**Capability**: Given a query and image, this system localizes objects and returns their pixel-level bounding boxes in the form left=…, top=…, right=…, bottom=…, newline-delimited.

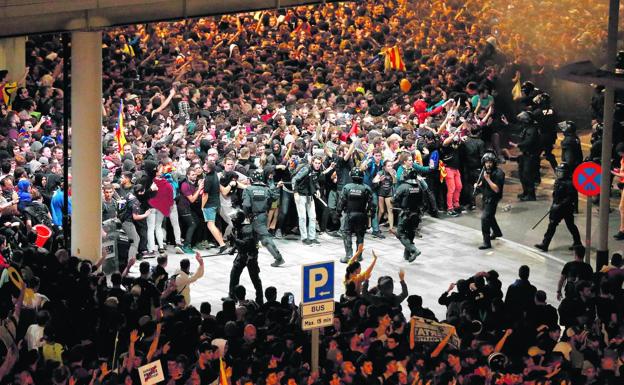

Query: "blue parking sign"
left=302, top=261, right=334, bottom=303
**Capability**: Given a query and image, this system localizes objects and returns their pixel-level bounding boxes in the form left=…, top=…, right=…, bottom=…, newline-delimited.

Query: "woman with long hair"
left=375, top=161, right=397, bottom=234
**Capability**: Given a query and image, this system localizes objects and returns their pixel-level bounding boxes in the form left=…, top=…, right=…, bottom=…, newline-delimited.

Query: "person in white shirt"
left=25, top=310, right=49, bottom=351
left=174, top=251, right=204, bottom=306
left=383, top=134, right=402, bottom=163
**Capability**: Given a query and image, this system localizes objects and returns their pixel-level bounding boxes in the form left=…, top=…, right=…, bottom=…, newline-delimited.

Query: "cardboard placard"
left=138, top=360, right=165, bottom=385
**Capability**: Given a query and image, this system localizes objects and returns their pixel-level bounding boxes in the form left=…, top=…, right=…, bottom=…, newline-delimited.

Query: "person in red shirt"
left=412, top=98, right=453, bottom=125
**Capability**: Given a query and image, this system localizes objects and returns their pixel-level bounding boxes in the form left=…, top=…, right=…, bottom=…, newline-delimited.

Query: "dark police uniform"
left=478, top=165, right=505, bottom=249
left=338, top=180, right=373, bottom=263
left=461, top=133, right=485, bottom=208
left=561, top=131, right=583, bottom=172
left=273, top=164, right=294, bottom=235
left=535, top=165, right=581, bottom=252
left=517, top=116, right=540, bottom=200
left=242, top=182, right=285, bottom=265
left=559, top=121, right=583, bottom=212
left=534, top=105, right=559, bottom=171
left=228, top=217, right=263, bottom=304
left=393, top=175, right=424, bottom=262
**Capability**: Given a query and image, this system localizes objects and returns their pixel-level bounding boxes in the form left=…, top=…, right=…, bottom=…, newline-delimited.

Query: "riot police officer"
left=475, top=152, right=505, bottom=249
left=535, top=162, right=582, bottom=252
left=461, top=125, right=485, bottom=210
left=226, top=209, right=263, bottom=304
left=242, top=169, right=285, bottom=267
left=532, top=93, right=558, bottom=172
left=559, top=121, right=583, bottom=171
left=393, top=168, right=424, bottom=262
left=338, top=168, right=373, bottom=263
left=511, top=111, right=540, bottom=201
left=589, top=122, right=603, bottom=163
left=519, top=81, right=541, bottom=110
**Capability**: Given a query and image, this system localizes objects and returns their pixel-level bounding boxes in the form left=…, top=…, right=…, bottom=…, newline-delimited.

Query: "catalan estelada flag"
left=383, top=45, right=406, bottom=72
left=439, top=160, right=447, bottom=182
left=115, top=100, right=127, bottom=154
left=219, top=356, right=228, bottom=385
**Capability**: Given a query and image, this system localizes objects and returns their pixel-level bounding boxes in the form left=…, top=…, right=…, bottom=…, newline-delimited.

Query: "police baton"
left=531, top=209, right=551, bottom=230
left=314, top=195, right=328, bottom=207
left=473, top=168, right=485, bottom=196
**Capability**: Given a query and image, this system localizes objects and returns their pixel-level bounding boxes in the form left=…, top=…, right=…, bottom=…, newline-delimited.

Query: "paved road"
left=452, top=132, right=623, bottom=266
left=130, top=217, right=563, bottom=320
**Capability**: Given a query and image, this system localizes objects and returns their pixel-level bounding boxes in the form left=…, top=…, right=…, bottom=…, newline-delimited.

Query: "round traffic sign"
left=572, top=162, right=601, bottom=196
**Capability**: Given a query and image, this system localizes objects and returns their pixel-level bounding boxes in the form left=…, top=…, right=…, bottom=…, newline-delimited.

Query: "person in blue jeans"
left=360, top=148, right=385, bottom=239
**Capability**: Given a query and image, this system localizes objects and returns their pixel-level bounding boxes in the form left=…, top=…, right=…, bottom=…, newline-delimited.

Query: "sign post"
left=585, top=199, right=592, bottom=263
left=572, top=162, right=601, bottom=264
left=301, top=261, right=335, bottom=373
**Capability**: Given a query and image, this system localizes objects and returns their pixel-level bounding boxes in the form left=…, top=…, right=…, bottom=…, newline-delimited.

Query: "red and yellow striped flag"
left=383, top=45, right=406, bottom=72
left=115, top=100, right=127, bottom=154
left=439, top=160, right=447, bottom=182
left=219, top=356, right=228, bottom=385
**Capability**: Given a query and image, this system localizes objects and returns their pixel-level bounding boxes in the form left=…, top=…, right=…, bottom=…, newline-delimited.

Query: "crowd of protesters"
left=1, top=0, right=624, bottom=384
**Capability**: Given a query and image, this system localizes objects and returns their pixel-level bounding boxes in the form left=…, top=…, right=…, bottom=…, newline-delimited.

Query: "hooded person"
left=17, top=179, right=32, bottom=211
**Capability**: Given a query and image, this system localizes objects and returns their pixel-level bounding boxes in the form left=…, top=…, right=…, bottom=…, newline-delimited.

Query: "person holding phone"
left=474, top=152, right=505, bottom=250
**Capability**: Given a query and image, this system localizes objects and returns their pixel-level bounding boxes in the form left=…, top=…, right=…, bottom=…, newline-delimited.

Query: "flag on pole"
left=115, top=100, right=127, bottom=154
left=382, top=45, right=406, bottom=72
left=219, top=356, right=228, bottom=385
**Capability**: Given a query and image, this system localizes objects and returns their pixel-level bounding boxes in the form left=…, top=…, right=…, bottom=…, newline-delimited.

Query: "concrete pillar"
left=71, top=31, right=102, bottom=262
left=0, top=36, right=26, bottom=80
left=597, top=0, right=620, bottom=270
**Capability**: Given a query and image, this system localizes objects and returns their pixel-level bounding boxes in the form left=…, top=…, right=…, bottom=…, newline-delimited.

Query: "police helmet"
left=532, top=92, right=550, bottom=107
left=516, top=111, right=534, bottom=124
left=557, top=120, right=576, bottom=134
left=230, top=209, right=246, bottom=228
left=350, top=167, right=364, bottom=183
left=555, top=162, right=571, bottom=179
left=521, top=81, right=535, bottom=95
left=481, top=151, right=497, bottom=167
left=249, top=169, right=264, bottom=183
left=591, top=125, right=603, bottom=144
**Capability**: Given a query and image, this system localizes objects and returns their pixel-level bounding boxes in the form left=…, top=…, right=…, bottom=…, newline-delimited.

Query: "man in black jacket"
left=460, top=125, right=485, bottom=210
left=532, top=93, right=558, bottom=172
left=338, top=168, right=373, bottom=263
left=393, top=168, right=424, bottom=262
left=505, top=265, right=537, bottom=324
left=474, top=152, right=505, bottom=250
left=362, top=270, right=408, bottom=308
left=535, top=162, right=581, bottom=252
left=225, top=209, right=263, bottom=304
left=559, top=121, right=583, bottom=172
left=291, top=155, right=322, bottom=244
left=511, top=111, right=540, bottom=201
